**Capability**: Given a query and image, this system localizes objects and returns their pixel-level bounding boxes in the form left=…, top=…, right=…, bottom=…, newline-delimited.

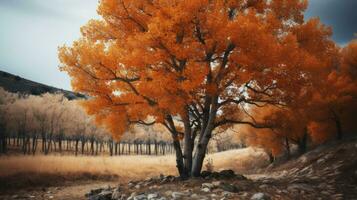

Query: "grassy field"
left=0, top=147, right=268, bottom=190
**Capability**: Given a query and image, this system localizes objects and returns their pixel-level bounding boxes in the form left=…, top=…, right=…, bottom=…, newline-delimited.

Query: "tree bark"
left=298, top=128, right=308, bottom=154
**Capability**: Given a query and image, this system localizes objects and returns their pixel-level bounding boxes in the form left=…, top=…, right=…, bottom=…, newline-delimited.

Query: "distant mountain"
left=0, top=70, right=85, bottom=100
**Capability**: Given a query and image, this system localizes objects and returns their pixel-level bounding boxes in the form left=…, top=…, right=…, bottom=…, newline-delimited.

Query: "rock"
left=135, top=184, right=141, bottom=189
left=190, top=194, right=199, bottom=198
left=222, top=191, right=233, bottom=198
left=212, top=181, right=222, bottom=187
left=164, top=190, right=172, bottom=196
left=201, top=187, right=211, bottom=193
left=236, top=174, right=248, bottom=180
left=259, top=184, right=269, bottom=189
left=240, top=192, right=248, bottom=197
left=89, top=191, right=113, bottom=200
left=134, top=194, right=147, bottom=200
left=202, top=183, right=215, bottom=189
left=111, top=188, right=122, bottom=200
left=171, top=192, right=190, bottom=199
left=211, top=193, right=218, bottom=198
left=128, top=182, right=135, bottom=188
left=219, top=183, right=239, bottom=193
left=287, top=184, right=314, bottom=192
left=147, top=193, right=159, bottom=200
left=250, top=193, right=270, bottom=200
left=87, top=188, right=104, bottom=197
left=219, top=170, right=235, bottom=178
left=201, top=171, right=212, bottom=178
left=127, top=192, right=138, bottom=200
left=160, top=175, right=175, bottom=183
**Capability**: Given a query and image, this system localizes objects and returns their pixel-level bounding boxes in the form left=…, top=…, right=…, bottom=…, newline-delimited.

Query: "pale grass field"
left=0, top=147, right=268, bottom=182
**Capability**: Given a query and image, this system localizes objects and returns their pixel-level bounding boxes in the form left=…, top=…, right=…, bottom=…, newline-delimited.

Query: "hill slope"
left=0, top=70, right=84, bottom=99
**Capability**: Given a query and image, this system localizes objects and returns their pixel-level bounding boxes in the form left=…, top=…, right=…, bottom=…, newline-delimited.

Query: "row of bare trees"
left=0, top=88, right=240, bottom=156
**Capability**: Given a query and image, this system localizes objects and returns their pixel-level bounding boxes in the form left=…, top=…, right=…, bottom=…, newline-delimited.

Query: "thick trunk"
left=183, top=116, right=193, bottom=177
left=191, top=98, right=217, bottom=177
left=172, top=139, right=187, bottom=178
left=191, top=130, right=212, bottom=177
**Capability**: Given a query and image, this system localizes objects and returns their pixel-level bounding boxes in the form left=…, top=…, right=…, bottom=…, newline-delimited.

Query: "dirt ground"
left=0, top=140, right=356, bottom=200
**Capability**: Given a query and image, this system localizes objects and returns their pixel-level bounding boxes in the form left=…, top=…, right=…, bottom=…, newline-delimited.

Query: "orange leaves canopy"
left=59, top=0, right=338, bottom=140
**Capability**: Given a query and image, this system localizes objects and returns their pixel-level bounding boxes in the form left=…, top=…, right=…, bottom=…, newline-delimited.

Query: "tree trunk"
left=335, top=116, right=343, bottom=140
left=298, top=128, right=308, bottom=154
left=172, top=139, right=186, bottom=178
left=183, top=115, right=193, bottom=177
left=285, top=137, right=290, bottom=158
left=75, top=139, right=79, bottom=156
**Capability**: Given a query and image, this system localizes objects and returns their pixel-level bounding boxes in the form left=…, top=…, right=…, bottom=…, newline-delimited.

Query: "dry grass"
left=0, top=147, right=268, bottom=190
left=0, top=155, right=177, bottom=179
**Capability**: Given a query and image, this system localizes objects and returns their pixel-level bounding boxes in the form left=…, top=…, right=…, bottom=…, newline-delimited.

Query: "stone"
left=219, top=183, right=239, bottom=193
left=250, top=193, right=270, bottom=200
left=222, top=191, right=233, bottom=198
left=164, top=190, right=172, bottom=196
left=147, top=193, right=159, bottom=200
left=259, top=184, right=269, bottom=189
left=240, top=192, right=248, bottom=197
left=201, top=187, right=211, bottom=193
left=171, top=192, right=190, bottom=199
left=219, top=170, right=235, bottom=178
left=87, top=188, right=103, bottom=197
left=287, top=184, right=314, bottom=192
left=201, top=171, right=212, bottom=178
left=211, top=193, right=218, bottom=198
left=112, top=188, right=122, bottom=200
left=89, top=191, right=113, bottom=200
left=202, top=183, right=215, bottom=189
left=134, top=194, right=147, bottom=200
left=212, top=181, right=222, bottom=187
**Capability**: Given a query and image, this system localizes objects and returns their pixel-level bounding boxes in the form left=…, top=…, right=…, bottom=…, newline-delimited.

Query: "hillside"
left=0, top=70, right=85, bottom=99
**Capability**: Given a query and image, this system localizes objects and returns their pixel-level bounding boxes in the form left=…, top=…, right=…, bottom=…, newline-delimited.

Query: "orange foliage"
left=58, top=0, right=341, bottom=155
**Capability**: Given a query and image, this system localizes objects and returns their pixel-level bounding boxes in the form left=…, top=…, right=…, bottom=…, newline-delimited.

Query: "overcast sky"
left=0, top=0, right=356, bottom=91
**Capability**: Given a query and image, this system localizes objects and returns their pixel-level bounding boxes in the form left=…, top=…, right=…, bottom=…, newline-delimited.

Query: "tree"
left=59, top=0, right=337, bottom=178
left=308, top=39, right=357, bottom=142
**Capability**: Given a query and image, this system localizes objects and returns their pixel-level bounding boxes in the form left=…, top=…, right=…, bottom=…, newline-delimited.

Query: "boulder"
left=219, top=183, right=239, bottom=193
left=147, top=193, right=159, bottom=200
left=219, top=170, right=235, bottom=178
left=89, top=191, right=113, bottom=200
left=201, top=187, right=211, bottom=193
left=250, top=193, right=270, bottom=200
left=133, top=194, right=147, bottom=200
left=171, top=191, right=190, bottom=199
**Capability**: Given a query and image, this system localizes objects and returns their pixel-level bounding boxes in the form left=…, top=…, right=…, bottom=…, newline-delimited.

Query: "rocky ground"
left=80, top=139, right=357, bottom=200
left=0, top=139, right=356, bottom=200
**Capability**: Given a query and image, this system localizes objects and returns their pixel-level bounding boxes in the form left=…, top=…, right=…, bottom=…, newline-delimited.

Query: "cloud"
left=0, top=0, right=98, bottom=22
left=306, top=0, right=357, bottom=45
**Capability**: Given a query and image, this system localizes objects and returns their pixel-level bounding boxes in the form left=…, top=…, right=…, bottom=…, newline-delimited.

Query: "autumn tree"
left=59, top=0, right=337, bottom=178
left=308, top=39, right=357, bottom=142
